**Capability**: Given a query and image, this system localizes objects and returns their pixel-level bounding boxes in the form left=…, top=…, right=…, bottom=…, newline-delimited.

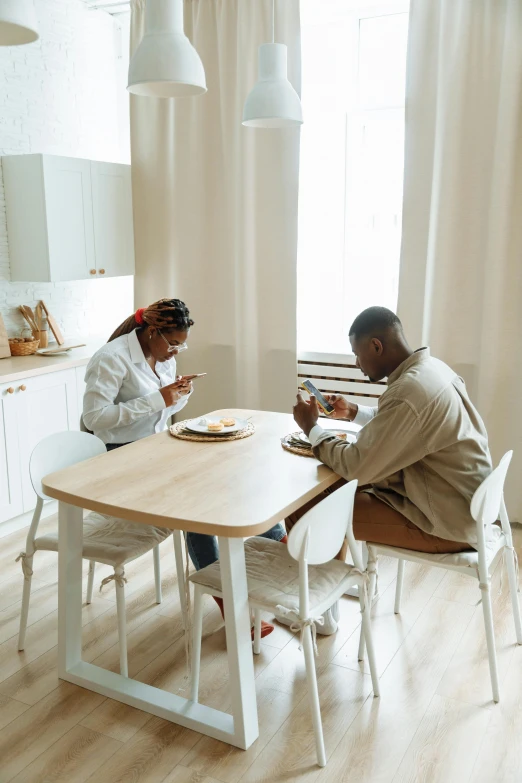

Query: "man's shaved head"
left=349, top=307, right=411, bottom=382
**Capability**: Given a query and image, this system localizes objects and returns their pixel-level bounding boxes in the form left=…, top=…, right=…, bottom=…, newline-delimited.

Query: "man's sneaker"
left=318, top=606, right=338, bottom=635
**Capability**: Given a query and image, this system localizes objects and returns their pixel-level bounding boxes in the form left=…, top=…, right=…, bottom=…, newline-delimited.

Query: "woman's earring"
left=149, top=334, right=152, bottom=340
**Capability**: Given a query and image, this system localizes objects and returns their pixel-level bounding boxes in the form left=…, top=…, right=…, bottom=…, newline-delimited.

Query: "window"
left=297, top=0, right=409, bottom=355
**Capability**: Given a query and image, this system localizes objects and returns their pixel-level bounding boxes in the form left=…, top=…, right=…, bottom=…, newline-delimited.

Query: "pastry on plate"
left=208, top=421, right=224, bottom=432
left=220, top=417, right=236, bottom=427
left=337, top=432, right=348, bottom=441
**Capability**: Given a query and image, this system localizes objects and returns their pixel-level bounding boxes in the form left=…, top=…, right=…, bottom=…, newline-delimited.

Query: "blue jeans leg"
left=186, top=522, right=287, bottom=571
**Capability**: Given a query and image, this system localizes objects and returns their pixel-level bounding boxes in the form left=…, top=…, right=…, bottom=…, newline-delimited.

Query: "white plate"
left=36, top=343, right=86, bottom=355
left=297, top=429, right=356, bottom=445
left=184, top=416, right=249, bottom=435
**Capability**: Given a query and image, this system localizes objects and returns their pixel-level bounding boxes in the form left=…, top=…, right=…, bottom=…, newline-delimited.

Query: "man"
left=291, top=306, right=493, bottom=553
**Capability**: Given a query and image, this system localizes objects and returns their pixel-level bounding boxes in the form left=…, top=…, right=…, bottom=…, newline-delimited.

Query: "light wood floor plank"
left=0, top=521, right=520, bottom=783
left=79, top=699, right=152, bottom=743
left=9, top=724, right=122, bottom=783
left=0, top=574, right=49, bottom=613
left=85, top=716, right=200, bottom=783
left=0, top=682, right=105, bottom=782
left=468, top=646, right=522, bottom=783
left=391, top=694, right=491, bottom=783
left=436, top=564, right=519, bottom=706
left=163, top=765, right=225, bottom=783
left=0, top=581, right=111, bottom=646
left=0, top=647, right=61, bottom=706
left=314, top=597, right=475, bottom=783
left=0, top=693, right=30, bottom=730
left=182, top=684, right=305, bottom=783
left=332, top=562, right=445, bottom=676
left=239, top=662, right=373, bottom=783
left=91, top=612, right=185, bottom=679
left=0, top=595, right=113, bottom=687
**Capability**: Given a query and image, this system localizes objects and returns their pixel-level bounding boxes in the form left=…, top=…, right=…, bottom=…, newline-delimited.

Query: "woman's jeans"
left=105, top=442, right=287, bottom=571
left=186, top=523, right=287, bottom=571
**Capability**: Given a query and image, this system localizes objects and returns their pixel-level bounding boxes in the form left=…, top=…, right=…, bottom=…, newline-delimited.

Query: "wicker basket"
left=9, top=338, right=40, bottom=356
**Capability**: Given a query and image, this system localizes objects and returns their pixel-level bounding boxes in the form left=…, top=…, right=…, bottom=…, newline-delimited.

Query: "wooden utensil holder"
left=37, top=330, right=49, bottom=348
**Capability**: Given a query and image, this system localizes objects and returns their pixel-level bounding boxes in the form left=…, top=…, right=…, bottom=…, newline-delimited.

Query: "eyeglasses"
left=158, top=330, right=188, bottom=354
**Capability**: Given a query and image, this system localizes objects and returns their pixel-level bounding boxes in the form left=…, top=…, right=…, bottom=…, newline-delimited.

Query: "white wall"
left=0, top=0, right=133, bottom=341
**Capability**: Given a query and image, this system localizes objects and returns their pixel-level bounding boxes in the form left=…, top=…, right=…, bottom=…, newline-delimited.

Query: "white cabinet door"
left=16, top=370, right=79, bottom=512
left=0, top=383, right=23, bottom=523
left=91, top=161, right=135, bottom=278
left=42, top=156, right=97, bottom=282
left=4, top=154, right=134, bottom=283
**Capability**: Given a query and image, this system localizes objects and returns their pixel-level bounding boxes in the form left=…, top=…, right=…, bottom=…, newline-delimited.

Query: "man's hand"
left=160, top=377, right=193, bottom=407
left=324, top=394, right=358, bottom=421
left=293, top=392, right=319, bottom=436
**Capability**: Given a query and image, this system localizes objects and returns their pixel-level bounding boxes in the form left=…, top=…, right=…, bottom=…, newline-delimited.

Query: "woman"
left=83, top=299, right=194, bottom=447
left=84, top=298, right=285, bottom=637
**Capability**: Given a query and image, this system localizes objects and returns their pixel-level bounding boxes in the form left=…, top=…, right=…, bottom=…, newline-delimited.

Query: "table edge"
left=41, top=471, right=343, bottom=537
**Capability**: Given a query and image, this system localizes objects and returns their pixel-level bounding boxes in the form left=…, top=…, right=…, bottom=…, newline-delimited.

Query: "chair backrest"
left=470, top=451, right=512, bottom=548
left=30, top=430, right=106, bottom=500
left=287, top=480, right=358, bottom=565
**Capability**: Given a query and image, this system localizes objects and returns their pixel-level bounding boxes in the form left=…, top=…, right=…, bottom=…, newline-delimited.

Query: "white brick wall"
left=0, top=0, right=133, bottom=341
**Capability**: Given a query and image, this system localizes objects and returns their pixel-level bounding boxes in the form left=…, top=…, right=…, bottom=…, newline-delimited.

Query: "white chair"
left=16, top=431, right=188, bottom=677
left=357, top=451, right=522, bottom=703
left=189, top=480, right=380, bottom=767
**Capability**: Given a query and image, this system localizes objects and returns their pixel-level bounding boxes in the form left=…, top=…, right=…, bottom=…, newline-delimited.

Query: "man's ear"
left=371, top=337, right=384, bottom=355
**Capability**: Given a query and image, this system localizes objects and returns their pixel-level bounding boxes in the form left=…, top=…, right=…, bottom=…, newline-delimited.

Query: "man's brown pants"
left=285, top=480, right=472, bottom=554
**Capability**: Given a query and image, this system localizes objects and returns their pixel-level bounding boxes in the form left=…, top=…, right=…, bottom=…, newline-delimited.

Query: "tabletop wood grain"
left=41, top=410, right=355, bottom=537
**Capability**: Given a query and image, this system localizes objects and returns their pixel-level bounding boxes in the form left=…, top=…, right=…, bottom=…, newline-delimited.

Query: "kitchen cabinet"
left=0, top=369, right=80, bottom=522
left=91, top=162, right=135, bottom=280
left=3, top=154, right=135, bottom=282
left=16, top=369, right=79, bottom=512
left=0, top=383, right=23, bottom=522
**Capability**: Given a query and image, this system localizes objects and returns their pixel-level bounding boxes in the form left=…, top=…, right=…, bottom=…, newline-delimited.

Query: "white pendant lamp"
left=0, top=0, right=39, bottom=46
left=128, top=0, right=206, bottom=98
left=242, top=0, right=303, bottom=128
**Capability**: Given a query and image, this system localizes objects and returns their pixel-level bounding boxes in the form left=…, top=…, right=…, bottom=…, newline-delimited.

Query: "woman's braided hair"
left=108, top=298, right=194, bottom=342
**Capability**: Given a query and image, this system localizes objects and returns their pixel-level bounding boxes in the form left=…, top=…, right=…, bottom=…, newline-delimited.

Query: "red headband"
left=135, top=307, right=146, bottom=325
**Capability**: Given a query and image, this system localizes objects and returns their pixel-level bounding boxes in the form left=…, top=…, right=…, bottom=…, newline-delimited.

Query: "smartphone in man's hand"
left=300, top=379, right=335, bottom=415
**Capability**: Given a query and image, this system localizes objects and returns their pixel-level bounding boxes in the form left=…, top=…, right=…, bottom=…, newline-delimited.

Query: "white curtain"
left=130, top=0, right=301, bottom=415
left=398, top=0, right=522, bottom=517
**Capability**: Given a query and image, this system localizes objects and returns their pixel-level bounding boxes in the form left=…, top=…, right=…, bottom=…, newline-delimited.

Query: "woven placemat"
left=281, top=433, right=315, bottom=458
left=169, top=420, right=255, bottom=443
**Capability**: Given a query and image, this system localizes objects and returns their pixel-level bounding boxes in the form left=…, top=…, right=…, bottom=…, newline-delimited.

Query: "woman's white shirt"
left=83, top=330, right=191, bottom=444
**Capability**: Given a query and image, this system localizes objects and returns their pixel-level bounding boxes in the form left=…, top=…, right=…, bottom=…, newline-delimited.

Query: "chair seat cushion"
left=34, top=512, right=172, bottom=567
left=372, top=526, right=505, bottom=568
left=189, top=537, right=363, bottom=615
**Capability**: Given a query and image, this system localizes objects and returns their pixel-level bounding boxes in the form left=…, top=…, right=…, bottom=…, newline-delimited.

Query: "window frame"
left=298, top=0, right=409, bottom=362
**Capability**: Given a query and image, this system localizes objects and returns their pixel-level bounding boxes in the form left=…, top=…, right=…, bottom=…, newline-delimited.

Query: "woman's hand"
left=160, top=377, right=193, bottom=407
left=324, top=394, right=358, bottom=421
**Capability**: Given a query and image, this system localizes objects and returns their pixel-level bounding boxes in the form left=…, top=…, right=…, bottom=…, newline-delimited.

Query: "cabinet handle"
left=19, top=385, right=26, bottom=392
left=90, top=269, right=96, bottom=275
left=99, top=269, right=106, bottom=275
left=6, top=387, right=14, bottom=394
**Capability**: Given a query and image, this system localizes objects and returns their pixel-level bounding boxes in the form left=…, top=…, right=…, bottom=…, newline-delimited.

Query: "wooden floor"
left=0, top=517, right=521, bottom=783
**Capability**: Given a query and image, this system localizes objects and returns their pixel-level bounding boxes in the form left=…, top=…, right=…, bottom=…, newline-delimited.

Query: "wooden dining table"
left=41, top=409, right=357, bottom=751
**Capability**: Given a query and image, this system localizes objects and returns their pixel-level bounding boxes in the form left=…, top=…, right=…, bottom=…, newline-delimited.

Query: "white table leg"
left=58, top=501, right=84, bottom=677
left=218, top=536, right=259, bottom=750
left=57, top=504, right=258, bottom=749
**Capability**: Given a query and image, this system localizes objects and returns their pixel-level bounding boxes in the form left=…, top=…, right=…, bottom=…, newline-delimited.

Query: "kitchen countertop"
left=0, top=340, right=104, bottom=384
